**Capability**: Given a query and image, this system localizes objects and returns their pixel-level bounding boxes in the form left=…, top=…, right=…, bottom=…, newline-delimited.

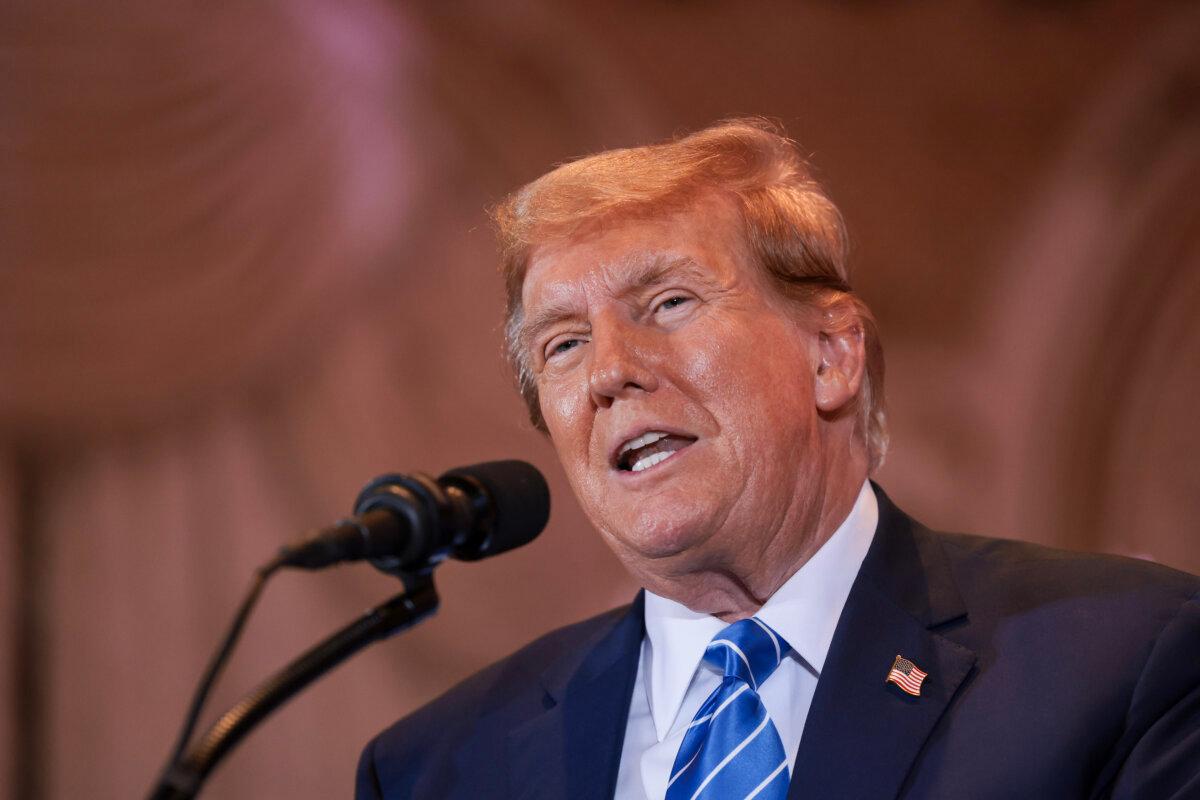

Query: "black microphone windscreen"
left=440, top=460, right=550, bottom=560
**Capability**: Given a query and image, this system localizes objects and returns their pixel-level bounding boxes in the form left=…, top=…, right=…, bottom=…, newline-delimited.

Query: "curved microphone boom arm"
left=146, top=460, right=549, bottom=800
left=148, top=579, right=439, bottom=800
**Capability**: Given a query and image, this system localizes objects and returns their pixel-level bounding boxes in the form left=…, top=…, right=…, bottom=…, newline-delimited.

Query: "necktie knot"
left=703, top=617, right=790, bottom=690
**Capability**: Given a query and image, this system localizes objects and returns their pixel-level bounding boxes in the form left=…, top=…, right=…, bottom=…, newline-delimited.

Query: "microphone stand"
left=148, top=577, right=440, bottom=800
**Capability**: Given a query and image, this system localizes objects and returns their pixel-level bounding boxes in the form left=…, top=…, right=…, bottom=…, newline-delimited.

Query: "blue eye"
left=549, top=338, right=581, bottom=358
left=657, top=295, right=691, bottom=313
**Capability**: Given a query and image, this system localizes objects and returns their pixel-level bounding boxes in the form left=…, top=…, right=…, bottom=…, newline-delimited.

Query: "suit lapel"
left=789, top=487, right=977, bottom=800
left=506, top=593, right=645, bottom=800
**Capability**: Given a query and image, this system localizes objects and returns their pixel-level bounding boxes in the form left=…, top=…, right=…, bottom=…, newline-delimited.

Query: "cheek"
left=674, top=344, right=721, bottom=395
left=539, top=376, right=592, bottom=458
left=675, top=324, right=801, bottom=411
left=672, top=325, right=743, bottom=398
left=678, top=327, right=814, bottom=452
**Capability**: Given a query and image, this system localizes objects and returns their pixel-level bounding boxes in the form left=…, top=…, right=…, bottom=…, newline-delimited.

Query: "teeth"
left=619, top=430, right=668, bottom=456
left=631, top=450, right=673, bottom=473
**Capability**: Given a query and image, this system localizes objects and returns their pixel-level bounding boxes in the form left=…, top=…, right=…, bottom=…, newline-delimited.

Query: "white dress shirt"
left=613, top=481, right=879, bottom=800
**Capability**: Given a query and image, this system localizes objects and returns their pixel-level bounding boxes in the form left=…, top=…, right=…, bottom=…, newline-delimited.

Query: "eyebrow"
left=519, top=253, right=710, bottom=351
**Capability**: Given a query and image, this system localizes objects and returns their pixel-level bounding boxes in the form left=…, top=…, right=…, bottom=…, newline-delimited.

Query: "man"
left=356, top=120, right=1200, bottom=799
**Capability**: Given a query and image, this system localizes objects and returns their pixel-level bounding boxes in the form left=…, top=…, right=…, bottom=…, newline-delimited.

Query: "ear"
left=813, top=311, right=866, bottom=415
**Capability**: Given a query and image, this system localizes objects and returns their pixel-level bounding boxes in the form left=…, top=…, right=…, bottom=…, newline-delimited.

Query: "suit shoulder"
left=930, top=530, right=1199, bottom=630
left=358, top=602, right=636, bottom=786
left=936, top=529, right=1198, bottom=594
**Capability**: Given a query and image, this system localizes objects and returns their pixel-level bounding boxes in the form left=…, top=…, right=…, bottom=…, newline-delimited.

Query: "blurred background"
left=2, top=0, right=1198, bottom=797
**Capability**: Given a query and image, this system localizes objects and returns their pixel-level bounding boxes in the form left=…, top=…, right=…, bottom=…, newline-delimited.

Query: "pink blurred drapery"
left=2, top=3, right=649, bottom=796
left=1, top=0, right=419, bottom=440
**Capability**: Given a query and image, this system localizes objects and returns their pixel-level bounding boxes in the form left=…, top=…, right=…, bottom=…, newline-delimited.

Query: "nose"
left=587, top=314, right=660, bottom=409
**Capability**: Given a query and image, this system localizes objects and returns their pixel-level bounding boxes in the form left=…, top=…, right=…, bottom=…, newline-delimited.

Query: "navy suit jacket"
left=356, top=487, right=1200, bottom=799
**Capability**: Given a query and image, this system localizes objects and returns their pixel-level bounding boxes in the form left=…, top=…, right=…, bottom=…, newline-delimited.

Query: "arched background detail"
left=957, top=6, right=1200, bottom=563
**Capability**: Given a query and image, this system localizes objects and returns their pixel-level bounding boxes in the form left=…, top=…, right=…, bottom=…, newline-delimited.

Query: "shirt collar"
left=641, top=479, right=879, bottom=742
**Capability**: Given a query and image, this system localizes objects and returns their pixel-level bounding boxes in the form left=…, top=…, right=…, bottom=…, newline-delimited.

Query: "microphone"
left=278, top=460, right=550, bottom=573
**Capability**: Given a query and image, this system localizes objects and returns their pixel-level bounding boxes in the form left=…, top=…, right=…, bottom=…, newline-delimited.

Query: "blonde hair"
left=492, top=118, right=888, bottom=470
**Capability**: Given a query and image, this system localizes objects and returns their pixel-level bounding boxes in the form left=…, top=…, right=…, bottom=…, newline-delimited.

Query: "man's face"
left=520, top=194, right=829, bottom=588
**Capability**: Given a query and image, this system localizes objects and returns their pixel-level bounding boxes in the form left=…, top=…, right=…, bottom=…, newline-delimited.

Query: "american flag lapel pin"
left=886, top=654, right=928, bottom=697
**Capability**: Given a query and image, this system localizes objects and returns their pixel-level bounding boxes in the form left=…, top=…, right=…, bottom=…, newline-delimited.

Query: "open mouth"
left=615, top=431, right=697, bottom=473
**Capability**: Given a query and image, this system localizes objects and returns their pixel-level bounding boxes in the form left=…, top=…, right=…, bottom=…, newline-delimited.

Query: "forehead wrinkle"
left=520, top=251, right=714, bottom=351
left=601, top=251, right=712, bottom=298
left=521, top=294, right=585, bottom=352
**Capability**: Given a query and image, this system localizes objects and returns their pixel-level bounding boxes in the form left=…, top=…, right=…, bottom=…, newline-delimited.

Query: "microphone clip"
left=353, top=471, right=452, bottom=578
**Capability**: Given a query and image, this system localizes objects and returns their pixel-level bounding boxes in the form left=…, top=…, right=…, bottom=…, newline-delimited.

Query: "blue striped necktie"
left=665, top=617, right=792, bottom=800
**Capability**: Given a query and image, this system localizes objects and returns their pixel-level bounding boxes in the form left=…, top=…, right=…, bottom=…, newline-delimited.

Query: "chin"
left=604, top=504, right=716, bottom=562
